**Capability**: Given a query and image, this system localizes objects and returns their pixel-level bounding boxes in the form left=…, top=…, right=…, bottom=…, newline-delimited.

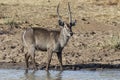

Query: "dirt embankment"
left=0, top=0, right=120, bottom=70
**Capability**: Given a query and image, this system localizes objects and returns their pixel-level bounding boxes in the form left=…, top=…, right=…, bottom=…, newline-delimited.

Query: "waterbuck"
left=22, top=3, right=76, bottom=73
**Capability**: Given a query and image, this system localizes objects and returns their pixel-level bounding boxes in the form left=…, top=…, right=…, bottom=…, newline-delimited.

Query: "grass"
left=102, top=34, right=120, bottom=50
left=4, top=18, right=20, bottom=30
left=89, top=0, right=119, bottom=5
left=111, top=34, right=120, bottom=50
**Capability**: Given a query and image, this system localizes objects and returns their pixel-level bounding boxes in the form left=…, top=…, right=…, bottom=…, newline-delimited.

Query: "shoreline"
left=0, top=62, right=120, bottom=71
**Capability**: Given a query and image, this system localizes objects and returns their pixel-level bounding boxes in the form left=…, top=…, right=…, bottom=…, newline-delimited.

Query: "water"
left=0, top=69, right=120, bottom=80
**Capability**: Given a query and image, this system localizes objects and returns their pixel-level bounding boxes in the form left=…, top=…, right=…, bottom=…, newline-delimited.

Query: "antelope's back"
left=33, top=27, right=50, bottom=51
left=34, top=27, right=60, bottom=51
left=23, top=27, right=60, bottom=51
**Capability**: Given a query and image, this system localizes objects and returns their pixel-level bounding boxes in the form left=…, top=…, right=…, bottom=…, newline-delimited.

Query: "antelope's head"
left=57, top=2, right=76, bottom=37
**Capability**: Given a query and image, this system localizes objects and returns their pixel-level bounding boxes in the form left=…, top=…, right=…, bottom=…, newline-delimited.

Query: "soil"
left=0, top=0, right=120, bottom=70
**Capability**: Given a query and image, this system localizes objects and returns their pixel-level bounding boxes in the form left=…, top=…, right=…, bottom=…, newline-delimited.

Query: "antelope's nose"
left=70, top=32, right=73, bottom=36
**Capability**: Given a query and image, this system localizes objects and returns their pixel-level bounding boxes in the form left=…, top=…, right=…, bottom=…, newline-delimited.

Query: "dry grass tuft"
left=90, top=0, right=120, bottom=6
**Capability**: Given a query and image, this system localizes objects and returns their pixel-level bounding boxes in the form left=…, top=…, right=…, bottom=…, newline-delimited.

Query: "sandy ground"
left=0, top=0, right=120, bottom=70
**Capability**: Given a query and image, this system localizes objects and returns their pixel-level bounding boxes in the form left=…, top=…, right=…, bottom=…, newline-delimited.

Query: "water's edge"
left=0, top=62, right=120, bottom=71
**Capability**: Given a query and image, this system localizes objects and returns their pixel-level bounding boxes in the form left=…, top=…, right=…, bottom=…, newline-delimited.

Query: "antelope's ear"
left=58, top=20, right=64, bottom=27
left=70, top=20, right=77, bottom=27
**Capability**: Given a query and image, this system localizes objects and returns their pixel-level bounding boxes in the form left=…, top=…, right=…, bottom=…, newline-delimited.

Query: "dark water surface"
left=0, top=69, right=120, bottom=80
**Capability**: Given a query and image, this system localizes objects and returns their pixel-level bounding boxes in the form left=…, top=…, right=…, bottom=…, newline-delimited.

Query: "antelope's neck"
left=59, top=29, right=70, bottom=48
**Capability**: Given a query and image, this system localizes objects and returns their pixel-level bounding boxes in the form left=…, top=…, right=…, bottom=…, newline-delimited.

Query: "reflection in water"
left=0, top=69, right=120, bottom=80
left=24, top=72, right=36, bottom=80
left=24, top=71, right=62, bottom=80
left=46, top=71, right=62, bottom=80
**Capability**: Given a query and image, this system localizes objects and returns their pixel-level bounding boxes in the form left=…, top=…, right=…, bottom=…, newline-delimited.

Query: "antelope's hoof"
left=34, top=67, right=38, bottom=71
left=46, top=68, right=49, bottom=71
left=25, top=70, right=28, bottom=74
left=60, top=68, right=63, bottom=71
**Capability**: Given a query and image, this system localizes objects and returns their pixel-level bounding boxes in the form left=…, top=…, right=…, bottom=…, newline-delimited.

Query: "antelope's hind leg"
left=25, top=53, right=30, bottom=73
left=29, top=46, right=38, bottom=71
left=31, top=53, right=38, bottom=71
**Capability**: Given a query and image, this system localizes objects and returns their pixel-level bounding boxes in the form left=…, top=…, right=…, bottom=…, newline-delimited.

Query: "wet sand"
left=0, top=62, right=120, bottom=71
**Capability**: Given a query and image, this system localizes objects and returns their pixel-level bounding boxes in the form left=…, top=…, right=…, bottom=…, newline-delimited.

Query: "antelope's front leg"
left=46, top=50, right=53, bottom=71
left=57, top=52, right=63, bottom=70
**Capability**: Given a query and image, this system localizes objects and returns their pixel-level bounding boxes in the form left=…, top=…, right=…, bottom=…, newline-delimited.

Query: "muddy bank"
left=0, top=0, right=120, bottom=70
left=0, top=62, right=120, bottom=71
